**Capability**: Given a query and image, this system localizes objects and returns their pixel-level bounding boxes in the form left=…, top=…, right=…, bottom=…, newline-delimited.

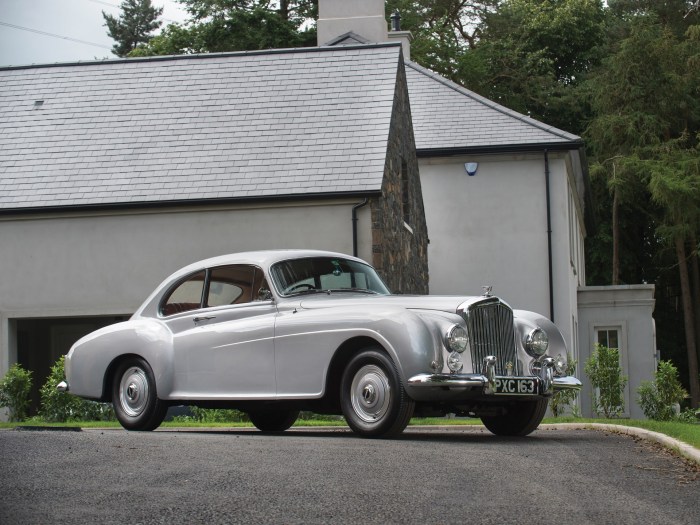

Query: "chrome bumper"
left=407, top=355, right=581, bottom=395
left=57, top=381, right=69, bottom=393
left=407, top=373, right=581, bottom=393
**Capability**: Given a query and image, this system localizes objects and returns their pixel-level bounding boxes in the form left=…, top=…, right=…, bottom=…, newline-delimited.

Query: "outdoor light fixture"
left=465, top=162, right=478, bottom=176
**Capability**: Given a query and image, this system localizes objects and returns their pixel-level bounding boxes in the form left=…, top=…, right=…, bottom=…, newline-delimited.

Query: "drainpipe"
left=352, top=198, right=369, bottom=257
left=544, top=150, right=554, bottom=322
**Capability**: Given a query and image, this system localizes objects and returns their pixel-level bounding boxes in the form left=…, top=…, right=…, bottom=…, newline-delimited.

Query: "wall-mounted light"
left=465, top=162, right=478, bottom=176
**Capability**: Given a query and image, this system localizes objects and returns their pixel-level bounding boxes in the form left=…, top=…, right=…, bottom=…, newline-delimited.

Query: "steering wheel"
left=286, top=282, right=317, bottom=293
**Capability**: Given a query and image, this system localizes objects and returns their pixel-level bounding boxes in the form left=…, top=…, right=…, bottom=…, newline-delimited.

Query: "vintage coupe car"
left=59, top=249, right=581, bottom=437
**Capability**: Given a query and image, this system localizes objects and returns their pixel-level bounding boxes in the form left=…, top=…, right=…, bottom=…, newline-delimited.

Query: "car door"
left=161, top=265, right=277, bottom=399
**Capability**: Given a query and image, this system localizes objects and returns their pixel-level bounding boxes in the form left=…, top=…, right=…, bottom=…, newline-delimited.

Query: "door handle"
left=193, top=316, right=216, bottom=323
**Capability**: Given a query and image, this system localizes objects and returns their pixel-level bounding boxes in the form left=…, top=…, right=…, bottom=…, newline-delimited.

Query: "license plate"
left=494, top=377, right=537, bottom=395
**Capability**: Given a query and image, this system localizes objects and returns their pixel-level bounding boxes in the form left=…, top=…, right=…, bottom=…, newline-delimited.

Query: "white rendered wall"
left=578, top=285, right=656, bottom=418
left=0, top=199, right=371, bottom=376
left=419, top=152, right=582, bottom=355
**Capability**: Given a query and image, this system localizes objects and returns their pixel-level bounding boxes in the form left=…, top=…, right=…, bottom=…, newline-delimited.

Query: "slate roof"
left=0, top=44, right=401, bottom=211
left=406, top=61, right=582, bottom=153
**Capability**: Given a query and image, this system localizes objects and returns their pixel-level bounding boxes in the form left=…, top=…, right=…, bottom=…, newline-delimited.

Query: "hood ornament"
left=481, top=285, right=493, bottom=297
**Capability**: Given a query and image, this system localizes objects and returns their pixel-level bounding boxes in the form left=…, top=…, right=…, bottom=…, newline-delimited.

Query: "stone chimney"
left=317, top=0, right=412, bottom=60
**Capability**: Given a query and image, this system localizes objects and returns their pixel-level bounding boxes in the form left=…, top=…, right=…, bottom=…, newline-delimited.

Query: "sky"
left=0, top=0, right=189, bottom=67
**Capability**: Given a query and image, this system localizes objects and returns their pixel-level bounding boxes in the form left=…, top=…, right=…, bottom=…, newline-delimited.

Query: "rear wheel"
left=112, top=358, right=167, bottom=431
left=248, top=410, right=299, bottom=432
left=340, top=348, right=414, bottom=438
left=481, top=398, right=548, bottom=436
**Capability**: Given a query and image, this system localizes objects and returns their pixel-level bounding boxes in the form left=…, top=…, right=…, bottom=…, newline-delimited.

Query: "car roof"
left=171, top=249, right=366, bottom=278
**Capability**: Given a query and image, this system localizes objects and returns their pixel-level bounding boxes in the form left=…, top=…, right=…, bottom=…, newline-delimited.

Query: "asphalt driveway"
left=1, top=426, right=697, bottom=524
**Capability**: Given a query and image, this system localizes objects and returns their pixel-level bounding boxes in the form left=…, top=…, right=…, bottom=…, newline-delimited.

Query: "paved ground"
left=0, top=426, right=698, bottom=524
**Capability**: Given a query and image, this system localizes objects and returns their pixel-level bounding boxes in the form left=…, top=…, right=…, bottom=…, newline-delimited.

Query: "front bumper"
left=407, top=356, right=581, bottom=396
left=407, top=373, right=581, bottom=395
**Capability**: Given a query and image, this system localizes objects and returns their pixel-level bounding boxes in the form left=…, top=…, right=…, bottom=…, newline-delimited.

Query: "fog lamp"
left=447, top=352, right=463, bottom=373
left=554, top=354, right=567, bottom=375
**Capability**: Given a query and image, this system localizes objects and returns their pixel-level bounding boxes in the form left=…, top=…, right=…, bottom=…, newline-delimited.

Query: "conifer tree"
left=103, top=0, right=164, bottom=57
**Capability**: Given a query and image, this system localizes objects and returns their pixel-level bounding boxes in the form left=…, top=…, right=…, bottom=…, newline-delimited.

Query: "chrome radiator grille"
left=464, top=300, right=519, bottom=375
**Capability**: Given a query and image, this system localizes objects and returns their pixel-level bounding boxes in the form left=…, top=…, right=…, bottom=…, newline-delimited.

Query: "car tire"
left=112, top=357, right=168, bottom=431
left=340, top=348, right=415, bottom=438
left=248, top=410, right=299, bottom=432
left=480, top=398, right=548, bottom=437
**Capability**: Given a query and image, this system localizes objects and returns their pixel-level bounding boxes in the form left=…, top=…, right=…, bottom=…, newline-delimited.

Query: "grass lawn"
left=2, top=416, right=699, bottom=449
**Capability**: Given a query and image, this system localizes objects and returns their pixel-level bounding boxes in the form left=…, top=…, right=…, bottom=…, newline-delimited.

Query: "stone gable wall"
left=370, top=57, right=429, bottom=294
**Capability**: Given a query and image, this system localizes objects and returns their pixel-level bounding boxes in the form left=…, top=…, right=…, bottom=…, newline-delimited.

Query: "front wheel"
left=340, top=348, right=414, bottom=438
left=481, top=398, right=548, bottom=436
left=248, top=410, right=299, bottom=432
left=112, top=358, right=167, bottom=431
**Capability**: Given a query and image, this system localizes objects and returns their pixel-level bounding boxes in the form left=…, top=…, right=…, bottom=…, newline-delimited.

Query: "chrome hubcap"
left=119, top=367, right=149, bottom=418
left=350, top=364, right=391, bottom=423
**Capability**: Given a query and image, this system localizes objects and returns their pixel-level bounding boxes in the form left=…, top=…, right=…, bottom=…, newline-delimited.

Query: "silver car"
left=59, top=249, right=581, bottom=438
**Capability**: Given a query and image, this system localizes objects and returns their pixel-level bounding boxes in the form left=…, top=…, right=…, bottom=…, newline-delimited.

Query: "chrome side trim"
left=57, top=380, right=69, bottom=393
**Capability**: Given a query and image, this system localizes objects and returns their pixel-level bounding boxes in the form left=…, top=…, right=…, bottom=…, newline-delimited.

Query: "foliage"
left=131, top=0, right=316, bottom=56
left=0, top=363, right=33, bottom=422
left=172, top=407, right=249, bottom=423
left=549, top=353, right=579, bottom=417
left=585, top=344, right=628, bottom=418
left=39, top=356, right=114, bottom=423
left=637, top=360, right=688, bottom=420
left=103, top=0, right=163, bottom=57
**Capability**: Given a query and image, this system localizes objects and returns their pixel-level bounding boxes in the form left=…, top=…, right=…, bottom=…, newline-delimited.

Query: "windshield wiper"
left=326, top=288, right=380, bottom=294
left=286, top=289, right=327, bottom=297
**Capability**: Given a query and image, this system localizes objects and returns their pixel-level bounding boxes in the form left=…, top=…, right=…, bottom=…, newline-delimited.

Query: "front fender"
left=513, top=310, right=568, bottom=369
left=65, top=319, right=173, bottom=400
left=274, top=304, right=452, bottom=397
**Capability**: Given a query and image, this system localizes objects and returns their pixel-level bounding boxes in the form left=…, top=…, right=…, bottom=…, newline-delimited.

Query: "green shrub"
left=172, top=407, right=249, bottom=423
left=549, top=353, right=579, bottom=417
left=0, top=363, right=33, bottom=421
left=637, top=360, right=687, bottom=421
left=39, top=356, right=114, bottom=422
left=584, top=344, right=628, bottom=418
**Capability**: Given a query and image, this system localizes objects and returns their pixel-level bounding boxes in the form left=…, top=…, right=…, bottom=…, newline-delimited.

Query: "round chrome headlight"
left=445, top=325, right=468, bottom=353
left=447, top=351, right=463, bottom=372
left=525, top=328, right=548, bottom=357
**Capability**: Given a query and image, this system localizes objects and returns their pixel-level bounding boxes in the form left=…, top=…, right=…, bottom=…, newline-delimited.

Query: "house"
left=0, top=0, right=655, bottom=418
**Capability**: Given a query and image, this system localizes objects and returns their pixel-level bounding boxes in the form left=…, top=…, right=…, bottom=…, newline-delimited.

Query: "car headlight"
left=525, top=328, right=548, bottom=358
left=445, top=325, right=468, bottom=353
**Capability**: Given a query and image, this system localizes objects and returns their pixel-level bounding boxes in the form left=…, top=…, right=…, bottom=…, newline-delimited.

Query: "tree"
left=385, top=0, right=498, bottom=83
left=584, top=11, right=700, bottom=406
left=131, top=0, right=317, bottom=56
left=103, top=0, right=163, bottom=57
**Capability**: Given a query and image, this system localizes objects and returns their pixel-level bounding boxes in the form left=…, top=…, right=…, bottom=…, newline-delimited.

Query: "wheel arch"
left=323, top=336, right=391, bottom=412
left=101, top=353, right=145, bottom=402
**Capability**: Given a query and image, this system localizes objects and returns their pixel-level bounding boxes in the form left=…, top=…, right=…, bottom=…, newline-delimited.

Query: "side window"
left=205, top=265, right=256, bottom=307
left=161, top=271, right=205, bottom=316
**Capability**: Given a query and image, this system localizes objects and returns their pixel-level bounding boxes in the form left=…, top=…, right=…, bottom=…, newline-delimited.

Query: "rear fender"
left=65, top=320, right=172, bottom=400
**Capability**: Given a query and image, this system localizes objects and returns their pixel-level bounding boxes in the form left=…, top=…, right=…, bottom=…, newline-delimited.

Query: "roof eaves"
left=416, top=141, right=585, bottom=158
left=0, top=191, right=383, bottom=217
left=406, top=61, right=581, bottom=144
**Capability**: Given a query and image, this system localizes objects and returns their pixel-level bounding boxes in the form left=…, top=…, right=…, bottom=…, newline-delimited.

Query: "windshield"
left=270, top=257, right=391, bottom=297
